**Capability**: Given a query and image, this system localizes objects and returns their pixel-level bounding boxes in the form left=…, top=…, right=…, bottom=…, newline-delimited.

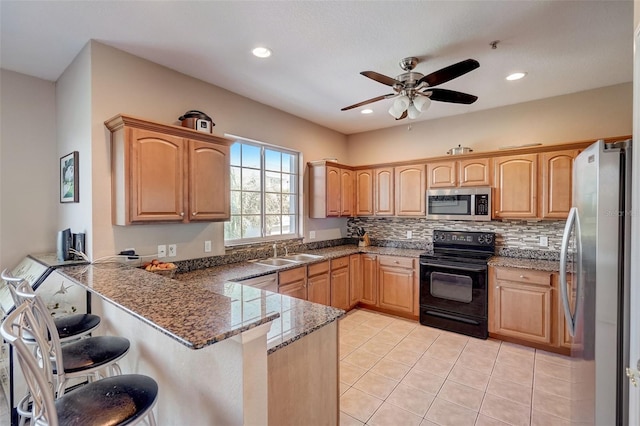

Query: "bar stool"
left=1, top=268, right=101, bottom=342
left=2, top=300, right=158, bottom=426
left=9, top=279, right=132, bottom=425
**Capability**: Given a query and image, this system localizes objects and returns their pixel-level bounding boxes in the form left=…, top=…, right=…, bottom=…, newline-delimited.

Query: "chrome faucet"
left=284, top=246, right=289, bottom=256
left=272, top=243, right=278, bottom=258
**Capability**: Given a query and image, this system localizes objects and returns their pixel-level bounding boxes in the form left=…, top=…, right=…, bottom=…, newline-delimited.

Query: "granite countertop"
left=488, top=256, right=561, bottom=272
left=57, top=263, right=284, bottom=350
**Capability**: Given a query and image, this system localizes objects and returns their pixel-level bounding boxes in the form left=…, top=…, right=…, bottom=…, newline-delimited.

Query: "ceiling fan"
left=341, top=57, right=480, bottom=120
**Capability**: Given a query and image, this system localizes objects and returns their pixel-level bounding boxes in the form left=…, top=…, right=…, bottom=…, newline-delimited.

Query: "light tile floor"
left=339, top=309, right=575, bottom=426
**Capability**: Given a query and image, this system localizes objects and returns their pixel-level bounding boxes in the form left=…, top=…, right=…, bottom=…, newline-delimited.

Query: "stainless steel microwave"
left=426, top=187, right=491, bottom=221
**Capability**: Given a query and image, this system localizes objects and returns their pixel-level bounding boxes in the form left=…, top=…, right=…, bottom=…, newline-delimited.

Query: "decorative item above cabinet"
left=105, top=114, right=232, bottom=225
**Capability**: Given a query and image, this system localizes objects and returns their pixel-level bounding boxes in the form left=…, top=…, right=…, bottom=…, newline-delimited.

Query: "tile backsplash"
left=347, top=217, right=565, bottom=259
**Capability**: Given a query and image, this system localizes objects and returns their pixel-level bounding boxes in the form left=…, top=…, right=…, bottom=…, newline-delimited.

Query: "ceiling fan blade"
left=341, top=93, right=395, bottom=111
left=418, top=59, right=480, bottom=87
left=361, top=71, right=402, bottom=87
left=425, top=88, right=478, bottom=104
left=395, top=110, right=408, bottom=120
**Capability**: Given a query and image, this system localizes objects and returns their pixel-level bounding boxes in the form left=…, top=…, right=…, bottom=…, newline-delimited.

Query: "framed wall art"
left=60, top=151, right=79, bottom=203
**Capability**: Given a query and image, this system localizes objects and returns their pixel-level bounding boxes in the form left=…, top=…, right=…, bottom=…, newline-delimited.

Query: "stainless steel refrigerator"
left=560, top=139, right=632, bottom=425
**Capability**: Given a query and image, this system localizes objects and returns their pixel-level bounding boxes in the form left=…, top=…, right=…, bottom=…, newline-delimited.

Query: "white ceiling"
left=0, top=1, right=633, bottom=135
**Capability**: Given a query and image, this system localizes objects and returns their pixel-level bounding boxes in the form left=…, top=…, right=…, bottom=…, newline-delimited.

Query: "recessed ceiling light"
left=252, top=47, right=272, bottom=58
left=506, top=72, right=527, bottom=81
left=361, top=109, right=373, bottom=114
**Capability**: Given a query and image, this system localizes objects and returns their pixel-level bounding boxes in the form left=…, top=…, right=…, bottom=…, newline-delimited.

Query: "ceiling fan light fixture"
left=361, top=109, right=373, bottom=114
left=252, top=46, right=272, bottom=58
left=413, top=96, right=431, bottom=112
left=388, top=103, right=404, bottom=119
left=407, top=102, right=421, bottom=120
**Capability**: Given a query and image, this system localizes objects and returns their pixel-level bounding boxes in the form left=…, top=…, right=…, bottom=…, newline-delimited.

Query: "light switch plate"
left=157, top=245, right=166, bottom=258
left=204, top=240, right=212, bottom=253
left=406, top=231, right=412, bottom=239
left=168, top=244, right=177, bottom=257
left=539, top=236, right=549, bottom=247
left=309, top=231, right=316, bottom=239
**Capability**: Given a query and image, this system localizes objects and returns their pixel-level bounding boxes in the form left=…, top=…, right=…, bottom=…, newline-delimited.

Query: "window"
left=224, top=139, right=299, bottom=244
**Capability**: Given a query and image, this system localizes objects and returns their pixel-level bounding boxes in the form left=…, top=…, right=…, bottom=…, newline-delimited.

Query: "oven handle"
left=419, top=261, right=487, bottom=273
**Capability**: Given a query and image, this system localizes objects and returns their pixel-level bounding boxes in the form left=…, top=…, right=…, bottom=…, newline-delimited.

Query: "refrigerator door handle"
left=560, top=206, right=578, bottom=337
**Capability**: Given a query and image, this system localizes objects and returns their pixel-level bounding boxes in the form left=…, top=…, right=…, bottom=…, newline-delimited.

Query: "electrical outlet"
left=309, top=231, right=316, bottom=239
left=157, top=245, right=166, bottom=258
left=539, top=236, right=549, bottom=247
left=406, top=230, right=412, bottom=239
left=204, top=240, right=212, bottom=253
left=168, top=244, right=177, bottom=257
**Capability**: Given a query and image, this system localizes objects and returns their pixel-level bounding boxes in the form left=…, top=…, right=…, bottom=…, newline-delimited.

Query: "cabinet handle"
left=495, top=286, right=500, bottom=289
left=180, top=212, right=184, bottom=217
left=520, top=275, right=525, bottom=278
left=192, top=212, right=197, bottom=216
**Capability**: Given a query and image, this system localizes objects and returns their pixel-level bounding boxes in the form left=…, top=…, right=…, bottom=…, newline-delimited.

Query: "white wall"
left=87, top=41, right=348, bottom=260
left=55, top=44, right=94, bottom=257
left=346, top=83, right=632, bottom=165
left=0, top=69, right=57, bottom=269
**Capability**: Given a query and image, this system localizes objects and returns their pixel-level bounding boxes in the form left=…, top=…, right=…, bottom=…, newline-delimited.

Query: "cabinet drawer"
left=378, top=255, right=414, bottom=269
left=331, top=256, right=350, bottom=270
left=495, top=267, right=551, bottom=286
left=308, top=261, right=330, bottom=276
left=279, top=266, right=306, bottom=285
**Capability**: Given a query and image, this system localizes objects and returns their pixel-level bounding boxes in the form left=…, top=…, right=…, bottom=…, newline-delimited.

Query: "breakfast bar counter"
left=57, top=262, right=344, bottom=425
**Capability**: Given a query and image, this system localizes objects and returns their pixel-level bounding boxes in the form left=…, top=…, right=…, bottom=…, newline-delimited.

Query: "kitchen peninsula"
left=57, top=261, right=344, bottom=425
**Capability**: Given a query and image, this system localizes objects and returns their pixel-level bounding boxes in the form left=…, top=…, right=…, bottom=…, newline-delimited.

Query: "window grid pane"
left=225, top=141, right=299, bottom=243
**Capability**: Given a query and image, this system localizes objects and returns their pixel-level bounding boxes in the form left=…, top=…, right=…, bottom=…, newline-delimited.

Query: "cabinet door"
left=279, top=280, right=307, bottom=300
left=308, top=272, right=331, bottom=305
left=458, top=158, right=490, bottom=187
left=130, top=128, right=185, bottom=222
left=331, top=267, right=350, bottom=310
left=349, top=254, right=362, bottom=306
left=378, top=256, right=414, bottom=313
left=395, top=164, right=426, bottom=216
left=427, top=161, right=457, bottom=188
left=361, top=254, right=378, bottom=305
left=326, top=166, right=341, bottom=217
left=355, top=169, right=374, bottom=216
left=493, top=154, right=538, bottom=219
left=188, top=140, right=230, bottom=221
left=374, top=167, right=394, bottom=216
left=493, top=280, right=552, bottom=344
left=540, top=150, right=578, bottom=219
left=340, top=169, right=354, bottom=217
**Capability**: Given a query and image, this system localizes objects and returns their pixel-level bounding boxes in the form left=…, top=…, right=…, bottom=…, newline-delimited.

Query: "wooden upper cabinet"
left=188, top=140, right=230, bottom=221
left=107, top=114, right=231, bottom=225
left=308, top=162, right=353, bottom=218
left=458, top=158, right=490, bottom=187
left=395, top=164, right=426, bottom=216
left=340, top=168, right=354, bottom=216
left=493, top=154, right=538, bottom=219
left=374, top=167, right=394, bottom=216
left=356, top=169, right=374, bottom=216
left=130, top=128, right=185, bottom=223
left=427, top=158, right=490, bottom=188
left=427, top=160, right=457, bottom=188
left=540, top=150, right=578, bottom=219
left=326, top=166, right=341, bottom=216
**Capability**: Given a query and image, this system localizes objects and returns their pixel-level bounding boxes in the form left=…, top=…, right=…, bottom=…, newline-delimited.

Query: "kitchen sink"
left=251, top=258, right=300, bottom=267
left=282, top=254, right=324, bottom=262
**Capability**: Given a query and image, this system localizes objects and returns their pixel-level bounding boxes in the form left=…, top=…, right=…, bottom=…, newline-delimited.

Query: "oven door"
left=419, top=259, right=487, bottom=319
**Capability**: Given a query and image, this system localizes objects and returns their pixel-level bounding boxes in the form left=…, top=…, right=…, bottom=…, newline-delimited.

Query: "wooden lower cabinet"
left=279, top=266, right=307, bottom=300
left=489, top=265, right=570, bottom=354
left=377, top=256, right=414, bottom=314
left=330, top=257, right=350, bottom=310
left=360, top=254, right=378, bottom=305
left=349, top=254, right=362, bottom=307
left=307, top=261, right=330, bottom=305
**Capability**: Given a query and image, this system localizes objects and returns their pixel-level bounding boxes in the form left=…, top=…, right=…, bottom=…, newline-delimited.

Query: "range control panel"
left=433, top=230, right=496, bottom=250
